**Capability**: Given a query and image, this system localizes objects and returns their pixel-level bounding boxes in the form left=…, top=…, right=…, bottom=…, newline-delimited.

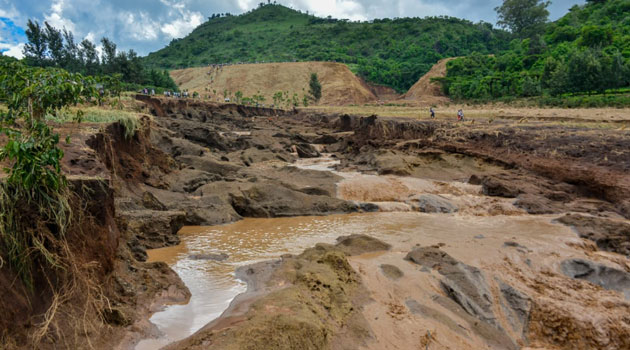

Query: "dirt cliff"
left=170, top=62, right=378, bottom=106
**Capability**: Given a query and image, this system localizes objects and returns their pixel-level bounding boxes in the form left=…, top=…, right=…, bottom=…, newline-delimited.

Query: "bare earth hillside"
left=170, top=62, right=378, bottom=106
left=401, top=57, right=455, bottom=105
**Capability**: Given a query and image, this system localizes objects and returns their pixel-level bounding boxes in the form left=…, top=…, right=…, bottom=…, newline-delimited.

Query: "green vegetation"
left=46, top=107, right=140, bottom=139
left=495, top=0, right=551, bottom=39
left=441, top=0, right=630, bottom=104
left=143, top=3, right=509, bottom=92
left=0, top=58, right=102, bottom=289
left=308, top=73, right=322, bottom=102
left=23, top=20, right=178, bottom=91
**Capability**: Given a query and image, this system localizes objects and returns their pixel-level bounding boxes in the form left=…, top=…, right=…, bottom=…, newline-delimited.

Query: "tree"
left=100, top=37, right=117, bottom=74
left=80, top=39, right=99, bottom=76
left=308, top=73, right=322, bottom=102
left=23, top=20, right=47, bottom=66
left=44, top=22, right=64, bottom=66
left=495, top=0, right=550, bottom=39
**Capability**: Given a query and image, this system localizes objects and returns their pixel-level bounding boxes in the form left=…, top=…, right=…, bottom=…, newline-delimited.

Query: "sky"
left=0, top=0, right=585, bottom=59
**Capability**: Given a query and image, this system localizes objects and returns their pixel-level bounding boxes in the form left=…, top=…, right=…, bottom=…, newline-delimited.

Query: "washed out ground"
left=2, top=95, right=630, bottom=349
left=124, top=97, right=630, bottom=349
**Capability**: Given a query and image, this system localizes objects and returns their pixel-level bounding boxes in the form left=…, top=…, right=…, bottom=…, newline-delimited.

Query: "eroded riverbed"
left=134, top=156, right=630, bottom=350
left=137, top=209, right=597, bottom=349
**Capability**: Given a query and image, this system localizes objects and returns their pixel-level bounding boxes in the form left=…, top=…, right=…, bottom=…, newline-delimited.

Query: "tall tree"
left=62, top=29, right=80, bottom=71
left=23, top=20, right=47, bottom=66
left=100, top=37, right=117, bottom=74
left=495, top=0, right=550, bottom=39
left=80, top=39, right=99, bottom=76
left=308, top=73, right=322, bottom=102
left=44, top=22, right=64, bottom=66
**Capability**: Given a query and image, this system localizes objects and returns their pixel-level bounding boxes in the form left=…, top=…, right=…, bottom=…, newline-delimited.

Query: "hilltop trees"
left=143, top=4, right=510, bottom=92
left=442, top=0, right=630, bottom=100
left=495, top=0, right=550, bottom=39
left=22, top=20, right=177, bottom=90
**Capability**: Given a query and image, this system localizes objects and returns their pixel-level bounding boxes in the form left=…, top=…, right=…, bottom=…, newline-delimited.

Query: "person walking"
left=457, top=109, right=464, bottom=122
left=430, top=107, right=435, bottom=119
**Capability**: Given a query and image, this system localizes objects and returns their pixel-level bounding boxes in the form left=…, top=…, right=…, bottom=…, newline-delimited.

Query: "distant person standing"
left=457, top=109, right=464, bottom=121
left=430, top=107, right=435, bottom=119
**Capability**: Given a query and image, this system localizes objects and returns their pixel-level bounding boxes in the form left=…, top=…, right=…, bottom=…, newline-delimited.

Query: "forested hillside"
left=442, top=0, right=630, bottom=101
left=143, top=3, right=509, bottom=92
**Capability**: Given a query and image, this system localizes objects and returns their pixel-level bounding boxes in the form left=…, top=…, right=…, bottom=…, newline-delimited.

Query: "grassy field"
left=305, top=104, right=630, bottom=123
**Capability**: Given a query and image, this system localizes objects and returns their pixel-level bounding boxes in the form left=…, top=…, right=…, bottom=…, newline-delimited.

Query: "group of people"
left=429, top=107, right=465, bottom=121
left=141, top=88, right=155, bottom=96
left=162, top=90, right=193, bottom=98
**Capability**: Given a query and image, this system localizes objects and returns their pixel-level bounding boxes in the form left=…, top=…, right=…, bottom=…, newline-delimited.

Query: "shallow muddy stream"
left=134, top=157, right=585, bottom=350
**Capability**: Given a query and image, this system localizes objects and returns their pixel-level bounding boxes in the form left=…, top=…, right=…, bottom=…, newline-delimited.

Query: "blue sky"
left=0, top=0, right=585, bottom=59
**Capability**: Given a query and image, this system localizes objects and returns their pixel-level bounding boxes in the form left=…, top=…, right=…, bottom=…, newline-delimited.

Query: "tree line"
left=22, top=20, right=177, bottom=91
left=441, top=0, right=630, bottom=100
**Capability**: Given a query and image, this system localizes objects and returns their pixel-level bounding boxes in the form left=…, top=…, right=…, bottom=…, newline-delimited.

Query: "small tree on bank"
left=308, top=73, right=322, bottom=103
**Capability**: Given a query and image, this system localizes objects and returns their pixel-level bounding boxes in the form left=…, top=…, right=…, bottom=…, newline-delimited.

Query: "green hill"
left=143, top=4, right=509, bottom=92
left=442, top=0, right=630, bottom=103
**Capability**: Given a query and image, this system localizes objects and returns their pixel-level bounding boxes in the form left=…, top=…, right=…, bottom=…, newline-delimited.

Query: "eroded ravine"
left=134, top=156, right=630, bottom=350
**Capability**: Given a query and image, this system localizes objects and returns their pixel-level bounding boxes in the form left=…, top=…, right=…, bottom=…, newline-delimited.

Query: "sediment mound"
left=164, top=241, right=373, bottom=350
left=170, top=62, right=377, bottom=106
left=401, top=58, right=454, bottom=105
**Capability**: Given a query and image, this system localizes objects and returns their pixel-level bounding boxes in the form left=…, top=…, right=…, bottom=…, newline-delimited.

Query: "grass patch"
left=46, top=107, right=140, bottom=139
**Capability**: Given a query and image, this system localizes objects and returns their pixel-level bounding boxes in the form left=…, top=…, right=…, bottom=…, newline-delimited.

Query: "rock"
left=189, top=253, right=229, bottom=262
left=313, top=134, right=339, bottom=144
left=177, top=155, right=242, bottom=176
left=359, top=202, right=380, bottom=212
left=295, top=143, right=321, bottom=158
left=405, top=246, right=496, bottom=325
left=556, top=214, right=630, bottom=256
left=561, top=259, right=630, bottom=299
left=165, top=168, right=222, bottom=193
left=468, top=174, right=482, bottom=185
left=474, top=234, right=485, bottom=239
left=142, top=191, right=167, bottom=211
left=482, top=176, right=521, bottom=198
left=335, top=235, right=391, bottom=255
left=514, top=194, right=555, bottom=214
left=230, top=183, right=357, bottom=218
left=407, top=194, right=458, bottom=213
left=120, top=209, right=186, bottom=261
left=497, top=280, right=531, bottom=334
left=380, top=264, right=404, bottom=280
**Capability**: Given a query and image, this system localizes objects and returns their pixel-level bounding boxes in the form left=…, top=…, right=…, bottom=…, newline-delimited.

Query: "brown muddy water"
left=137, top=214, right=579, bottom=350
left=134, top=157, right=589, bottom=350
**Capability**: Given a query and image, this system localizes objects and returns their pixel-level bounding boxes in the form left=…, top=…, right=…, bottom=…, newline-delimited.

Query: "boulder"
left=482, top=176, right=521, bottom=198
left=561, top=259, right=630, bottom=299
left=407, top=194, right=458, bottom=213
left=335, top=235, right=391, bottom=255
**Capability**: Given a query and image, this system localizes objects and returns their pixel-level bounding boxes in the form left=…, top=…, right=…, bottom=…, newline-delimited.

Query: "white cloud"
left=160, top=9, right=203, bottom=39
left=44, top=0, right=76, bottom=32
left=1, top=42, right=24, bottom=58
left=124, top=12, right=160, bottom=41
